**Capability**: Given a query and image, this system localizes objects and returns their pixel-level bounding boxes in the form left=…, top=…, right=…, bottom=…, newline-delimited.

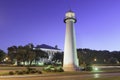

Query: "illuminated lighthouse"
left=63, top=10, right=79, bottom=71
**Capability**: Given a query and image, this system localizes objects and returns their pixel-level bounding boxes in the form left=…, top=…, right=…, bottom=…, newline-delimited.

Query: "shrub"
left=85, top=66, right=92, bottom=71
left=16, top=71, right=24, bottom=75
left=35, top=70, right=39, bottom=73
left=27, top=67, right=36, bottom=72
left=30, top=70, right=36, bottom=74
left=8, top=67, right=42, bottom=75
left=9, top=71, right=14, bottom=75
left=56, top=66, right=64, bottom=72
left=50, top=67, right=57, bottom=72
left=43, top=65, right=64, bottom=72
left=22, top=70, right=27, bottom=74
left=15, top=71, right=19, bottom=74
left=38, top=71, right=42, bottom=74
left=25, top=71, right=30, bottom=74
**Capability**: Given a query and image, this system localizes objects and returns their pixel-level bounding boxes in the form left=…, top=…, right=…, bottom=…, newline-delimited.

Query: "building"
left=34, top=44, right=62, bottom=62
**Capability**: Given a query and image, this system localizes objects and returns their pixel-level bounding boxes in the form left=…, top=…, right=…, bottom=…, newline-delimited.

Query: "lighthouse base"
left=63, top=64, right=80, bottom=71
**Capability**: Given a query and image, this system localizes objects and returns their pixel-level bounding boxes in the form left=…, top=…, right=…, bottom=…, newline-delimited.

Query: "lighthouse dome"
left=64, top=10, right=77, bottom=23
left=65, top=10, right=75, bottom=18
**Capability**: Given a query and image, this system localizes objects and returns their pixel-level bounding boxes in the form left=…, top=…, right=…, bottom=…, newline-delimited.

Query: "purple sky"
left=0, top=0, right=120, bottom=52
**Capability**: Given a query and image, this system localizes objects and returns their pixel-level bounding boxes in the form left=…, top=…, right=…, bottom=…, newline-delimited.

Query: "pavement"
left=0, top=72, right=120, bottom=79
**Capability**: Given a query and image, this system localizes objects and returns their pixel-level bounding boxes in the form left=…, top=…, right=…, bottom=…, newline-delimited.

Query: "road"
left=0, top=72, right=120, bottom=80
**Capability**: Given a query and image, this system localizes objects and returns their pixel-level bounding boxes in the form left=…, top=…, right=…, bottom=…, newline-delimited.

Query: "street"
left=0, top=72, right=120, bottom=80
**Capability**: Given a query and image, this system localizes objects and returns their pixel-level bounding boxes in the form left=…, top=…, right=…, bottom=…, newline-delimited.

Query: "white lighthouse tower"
left=63, top=10, right=79, bottom=71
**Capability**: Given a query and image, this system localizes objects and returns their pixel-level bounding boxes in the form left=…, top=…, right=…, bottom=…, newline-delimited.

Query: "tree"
left=34, top=49, right=48, bottom=64
left=52, top=52, right=63, bottom=64
left=23, top=44, right=48, bottom=66
left=77, top=48, right=94, bottom=66
left=17, top=46, right=27, bottom=66
left=8, top=45, right=28, bottom=65
left=77, top=49, right=111, bottom=66
left=8, top=44, right=49, bottom=66
left=7, top=46, right=17, bottom=63
left=27, top=50, right=36, bottom=66
left=0, top=49, right=6, bottom=62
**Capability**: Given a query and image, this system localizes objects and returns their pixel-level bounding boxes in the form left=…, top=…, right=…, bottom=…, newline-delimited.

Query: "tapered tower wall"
left=63, top=11, right=79, bottom=71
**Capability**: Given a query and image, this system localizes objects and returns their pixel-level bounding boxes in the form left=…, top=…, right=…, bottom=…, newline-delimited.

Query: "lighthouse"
left=63, top=10, right=79, bottom=71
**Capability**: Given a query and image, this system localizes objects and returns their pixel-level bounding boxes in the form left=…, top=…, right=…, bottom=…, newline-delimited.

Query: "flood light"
left=94, top=67, right=98, bottom=71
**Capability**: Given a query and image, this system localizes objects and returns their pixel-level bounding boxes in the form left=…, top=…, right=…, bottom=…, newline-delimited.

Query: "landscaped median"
left=0, top=67, right=42, bottom=76
left=0, top=65, right=64, bottom=76
left=1, top=67, right=120, bottom=80
left=0, top=65, right=120, bottom=76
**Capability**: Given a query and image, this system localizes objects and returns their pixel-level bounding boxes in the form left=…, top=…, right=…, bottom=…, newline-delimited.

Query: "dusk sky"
left=0, top=0, right=120, bottom=52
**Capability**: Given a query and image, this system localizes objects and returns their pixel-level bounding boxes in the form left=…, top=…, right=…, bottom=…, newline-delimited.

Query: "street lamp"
left=4, top=57, right=9, bottom=62
left=94, top=58, right=97, bottom=61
